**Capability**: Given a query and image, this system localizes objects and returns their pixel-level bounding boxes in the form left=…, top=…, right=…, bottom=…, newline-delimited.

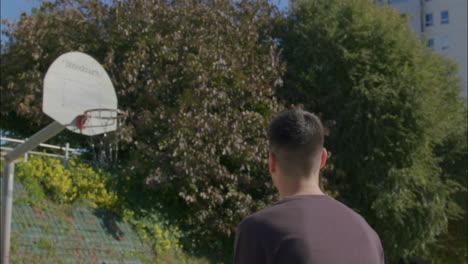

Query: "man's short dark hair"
left=268, top=109, right=324, bottom=178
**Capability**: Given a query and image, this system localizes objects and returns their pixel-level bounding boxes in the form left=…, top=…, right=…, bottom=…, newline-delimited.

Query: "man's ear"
left=269, top=152, right=277, bottom=174
left=320, top=148, right=328, bottom=169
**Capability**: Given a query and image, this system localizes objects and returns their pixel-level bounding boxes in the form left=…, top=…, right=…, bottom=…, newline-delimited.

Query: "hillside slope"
left=2, top=179, right=156, bottom=263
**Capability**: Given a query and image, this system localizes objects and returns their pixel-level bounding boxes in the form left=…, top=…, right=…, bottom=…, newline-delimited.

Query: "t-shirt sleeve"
left=371, top=229, right=385, bottom=264
left=233, top=217, right=266, bottom=264
left=378, top=235, right=385, bottom=264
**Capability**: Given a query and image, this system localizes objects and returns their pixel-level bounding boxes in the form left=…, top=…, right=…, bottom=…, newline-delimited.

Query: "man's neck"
left=278, top=177, right=324, bottom=199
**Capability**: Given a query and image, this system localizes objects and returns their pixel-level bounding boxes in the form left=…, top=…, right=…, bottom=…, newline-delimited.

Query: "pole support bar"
left=3, top=121, right=65, bottom=163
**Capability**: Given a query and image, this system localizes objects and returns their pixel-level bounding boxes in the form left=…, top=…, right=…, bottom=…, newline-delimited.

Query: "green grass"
left=37, top=238, right=56, bottom=257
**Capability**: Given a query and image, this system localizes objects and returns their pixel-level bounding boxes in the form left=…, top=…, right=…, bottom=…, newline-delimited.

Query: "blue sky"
left=1, top=0, right=42, bottom=43
left=1, top=0, right=43, bottom=22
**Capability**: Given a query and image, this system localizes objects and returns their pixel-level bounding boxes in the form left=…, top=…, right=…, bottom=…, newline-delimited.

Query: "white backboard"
left=43, top=52, right=118, bottom=136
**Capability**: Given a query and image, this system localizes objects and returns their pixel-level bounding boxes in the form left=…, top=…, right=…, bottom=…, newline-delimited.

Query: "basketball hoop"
left=75, top=108, right=127, bottom=132
left=83, top=108, right=127, bottom=120
left=77, top=108, right=128, bottom=168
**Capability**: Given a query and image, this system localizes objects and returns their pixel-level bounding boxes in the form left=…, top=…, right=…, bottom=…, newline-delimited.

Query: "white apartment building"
left=289, top=0, right=468, bottom=97
left=384, top=0, right=468, bottom=97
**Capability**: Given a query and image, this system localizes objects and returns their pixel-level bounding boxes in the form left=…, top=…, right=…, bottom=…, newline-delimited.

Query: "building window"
left=425, top=13, right=433, bottom=27
left=441, top=11, right=449, bottom=24
left=427, top=38, right=434, bottom=48
left=441, top=37, right=450, bottom=50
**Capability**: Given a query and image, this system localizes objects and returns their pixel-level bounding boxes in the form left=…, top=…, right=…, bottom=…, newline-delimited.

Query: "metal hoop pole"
left=1, top=121, right=65, bottom=264
left=1, top=163, right=14, bottom=264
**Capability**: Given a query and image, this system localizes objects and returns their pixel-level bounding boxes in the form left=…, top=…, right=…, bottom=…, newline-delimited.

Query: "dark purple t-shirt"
left=234, top=195, right=384, bottom=264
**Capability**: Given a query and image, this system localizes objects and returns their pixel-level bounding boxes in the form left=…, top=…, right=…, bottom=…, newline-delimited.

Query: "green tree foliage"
left=278, top=0, right=466, bottom=262
left=432, top=114, right=467, bottom=263
left=3, top=0, right=466, bottom=262
left=1, top=0, right=284, bottom=256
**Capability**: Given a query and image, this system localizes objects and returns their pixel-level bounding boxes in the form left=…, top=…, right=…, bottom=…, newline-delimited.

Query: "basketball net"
left=76, top=108, right=127, bottom=168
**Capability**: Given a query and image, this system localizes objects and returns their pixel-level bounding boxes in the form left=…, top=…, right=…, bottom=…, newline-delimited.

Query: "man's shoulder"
left=238, top=195, right=333, bottom=229
left=237, top=200, right=288, bottom=235
left=240, top=195, right=378, bottom=235
left=240, top=197, right=293, bottom=223
left=326, top=197, right=383, bottom=245
left=237, top=209, right=269, bottom=230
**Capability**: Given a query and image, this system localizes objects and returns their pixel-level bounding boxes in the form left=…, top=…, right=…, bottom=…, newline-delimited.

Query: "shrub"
left=16, top=155, right=118, bottom=209
left=122, top=209, right=183, bottom=256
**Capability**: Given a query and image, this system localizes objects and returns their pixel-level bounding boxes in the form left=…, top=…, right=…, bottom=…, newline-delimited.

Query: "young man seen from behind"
left=234, top=109, right=384, bottom=264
